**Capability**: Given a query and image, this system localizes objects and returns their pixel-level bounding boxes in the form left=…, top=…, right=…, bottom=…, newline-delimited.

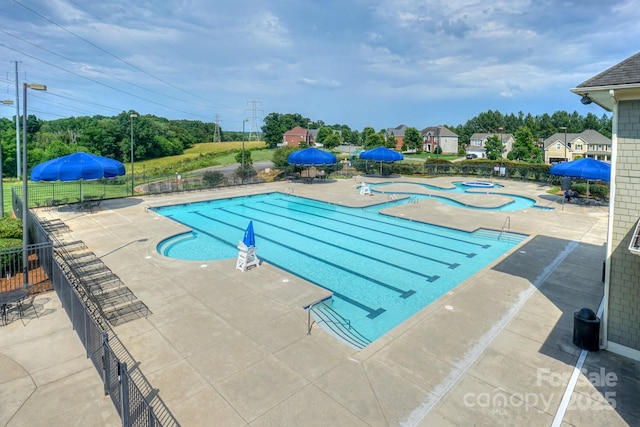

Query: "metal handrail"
left=499, top=216, right=511, bottom=241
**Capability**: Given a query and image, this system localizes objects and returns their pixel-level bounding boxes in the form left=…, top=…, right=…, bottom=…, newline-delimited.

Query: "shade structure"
left=359, top=146, right=404, bottom=162
left=359, top=146, right=404, bottom=174
left=31, top=152, right=126, bottom=182
left=243, top=220, right=256, bottom=247
left=550, top=157, right=611, bottom=182
left=287, top=147, right=337, bottom=166
left=30, top=152, right=126, bottom=202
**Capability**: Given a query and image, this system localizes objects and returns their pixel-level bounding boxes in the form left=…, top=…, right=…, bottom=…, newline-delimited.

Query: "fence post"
left=102, top=333, right=110, bottom=396
left=119, top=362, right=129, bottom=426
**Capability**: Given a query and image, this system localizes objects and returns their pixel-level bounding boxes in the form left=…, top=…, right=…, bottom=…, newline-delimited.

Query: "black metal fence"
left=13, top=190, right=178, bottom=426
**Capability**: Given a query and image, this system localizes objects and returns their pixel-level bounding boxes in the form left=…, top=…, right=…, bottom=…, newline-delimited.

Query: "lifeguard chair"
left=236, top=240, right=260, bottom=272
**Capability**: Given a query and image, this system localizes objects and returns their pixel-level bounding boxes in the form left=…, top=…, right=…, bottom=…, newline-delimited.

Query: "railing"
left=13, top=190, right=178, bottom=427
left=499, top=216, right=511, bottom=241
left=305, top=297, right=371, bottom=350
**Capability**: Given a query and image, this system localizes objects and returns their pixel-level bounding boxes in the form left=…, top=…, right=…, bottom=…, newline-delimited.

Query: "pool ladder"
left=286, top=187, right=294, bottom=195
left=387, top=193, right=398, bottom=201
left=499, top=216, right=511, bottom=241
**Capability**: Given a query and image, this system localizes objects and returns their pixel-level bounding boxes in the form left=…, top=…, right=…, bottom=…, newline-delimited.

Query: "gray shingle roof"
left=577, top=52, right=640, bottom=88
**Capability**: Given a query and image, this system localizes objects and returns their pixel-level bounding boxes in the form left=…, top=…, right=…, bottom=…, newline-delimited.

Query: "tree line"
left=0, top=108, right=612, bottom=178
left=0, top=111, right=242, bottom=178
left=261, top=110, right=612, bottom=154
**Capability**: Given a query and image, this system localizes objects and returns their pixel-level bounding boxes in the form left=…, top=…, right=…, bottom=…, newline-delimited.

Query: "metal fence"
left=12, top=190, right=178, bottom=427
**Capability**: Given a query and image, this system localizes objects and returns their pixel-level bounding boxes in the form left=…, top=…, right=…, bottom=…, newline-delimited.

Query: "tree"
left=323, top=133, right=341, bottom=149
left=403, top=127, right=421, bottom=151
left=271, top=146, right=298, bottom=168
left=365, top=132, right=385, bottom=149
left=235, top=149, right=253, bottom=165
left=484, top=135, right=503, bottom=160
left=316, top=126, right=333, bottom=144
left=507, top=126, right=542, bottom=163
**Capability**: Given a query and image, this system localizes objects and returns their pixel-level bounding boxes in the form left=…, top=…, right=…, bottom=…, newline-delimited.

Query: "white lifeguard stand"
left=236, top=240, right=260, bottom=272
left=360, top=182, right=372, bottom=196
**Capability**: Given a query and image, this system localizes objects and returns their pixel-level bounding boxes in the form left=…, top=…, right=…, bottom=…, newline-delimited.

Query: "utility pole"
left=213, top=114, right=221, bottom=143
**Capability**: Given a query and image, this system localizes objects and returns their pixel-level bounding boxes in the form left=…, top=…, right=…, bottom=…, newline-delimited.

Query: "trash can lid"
left=575, top=307, right=597, bottom=320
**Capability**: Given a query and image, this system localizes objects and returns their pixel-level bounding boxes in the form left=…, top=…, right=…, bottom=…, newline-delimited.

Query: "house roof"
left=542, top=130, right=611, bottom=149
left=284, top=126, right=308, bottom=136
left=386, top=124, right=407, bottom=137
left=571, top=51, right=640, bottom=111
left=420, top=126, right=458, bottom=137
left=469, top=132, right=513, bottom=142
left=576, top=52, right=640, bottom=88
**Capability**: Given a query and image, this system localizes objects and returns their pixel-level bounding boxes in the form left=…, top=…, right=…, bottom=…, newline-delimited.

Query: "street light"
left=559, top=126, right=568, bottom=162
left=241, top=119, right=248, bottom=184
left=22, top=83, right=46, bottom=286
left=130, top=113, right=137, bottom=196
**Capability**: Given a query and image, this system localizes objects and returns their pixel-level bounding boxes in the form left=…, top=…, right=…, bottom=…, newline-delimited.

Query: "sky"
left=1, top=0, right=638, bottom=132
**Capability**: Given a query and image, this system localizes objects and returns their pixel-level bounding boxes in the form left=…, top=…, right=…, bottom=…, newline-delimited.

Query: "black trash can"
left=573, top=308, right=600, bottom=351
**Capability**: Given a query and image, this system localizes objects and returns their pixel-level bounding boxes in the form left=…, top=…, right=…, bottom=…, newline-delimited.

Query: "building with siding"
left=571, top=51, right=640, bottom=360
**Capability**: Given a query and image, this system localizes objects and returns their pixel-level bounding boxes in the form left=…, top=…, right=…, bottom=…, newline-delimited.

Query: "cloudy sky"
left=1, top=0, right=638, bottom=131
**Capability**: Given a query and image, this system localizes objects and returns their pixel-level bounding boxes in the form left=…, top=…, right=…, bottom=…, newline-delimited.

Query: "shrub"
left=0, top=217, right=22, bottom=239
left=0, top=238, right=23, bottom=277
left=202, top=170, right=225, bottom=187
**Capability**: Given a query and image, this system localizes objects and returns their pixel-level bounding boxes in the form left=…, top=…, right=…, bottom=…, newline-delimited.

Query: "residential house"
left=281, top=126, right=315, bottom=147
left=385, top=124, right=406, bottom=151
left=421, top=126, right=459, bottom=154
left=543, top=130, right=611, bottom=164
left=467, top=132, right=514, bottom=159
left=571, top=51, right=640, bottom=361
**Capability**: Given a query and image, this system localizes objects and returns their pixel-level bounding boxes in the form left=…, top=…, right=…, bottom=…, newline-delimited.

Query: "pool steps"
left=305, top=297, right=371, bottom=351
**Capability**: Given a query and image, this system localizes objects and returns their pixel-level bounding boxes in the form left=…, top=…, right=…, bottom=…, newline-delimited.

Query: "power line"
left=11, top=0, right=232, bottom=109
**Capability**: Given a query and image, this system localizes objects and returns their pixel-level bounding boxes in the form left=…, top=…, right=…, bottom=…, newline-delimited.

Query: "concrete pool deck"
left=3, top=176, right=640, bottom=426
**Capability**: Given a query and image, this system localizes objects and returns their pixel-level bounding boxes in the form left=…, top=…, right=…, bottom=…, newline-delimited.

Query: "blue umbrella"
left=550, top=157, right=611, bottom=182
left=359, top=146, right=404, bottom=174
left=31, top=152, right=126, bottom=202
left=359, top=146, right=404, bottom=162
left=287, top=147, right=337, bottom=166
left=31, top=152, right=126, bottom=181
left=243, top=221, right=256, bottom=247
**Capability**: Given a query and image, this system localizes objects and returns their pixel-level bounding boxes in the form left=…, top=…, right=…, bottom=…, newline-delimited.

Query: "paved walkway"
left=2, top=176, right=639, bottom=426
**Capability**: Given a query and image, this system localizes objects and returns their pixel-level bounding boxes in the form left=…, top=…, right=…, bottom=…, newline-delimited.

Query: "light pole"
left=130, top=113, right=137, bottom=196
left=498, top=127, right=504, bottom=176
left=1, top=100, right=15, bottom=217
left=22, top=83, right=47, bottom=286
left=559, top=126, right=567, bottom=162
left=241, top=118, right=248, bottom=184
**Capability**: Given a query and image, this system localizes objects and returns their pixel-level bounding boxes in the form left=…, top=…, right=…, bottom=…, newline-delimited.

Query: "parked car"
left=466, top=153, right=478, bottom=159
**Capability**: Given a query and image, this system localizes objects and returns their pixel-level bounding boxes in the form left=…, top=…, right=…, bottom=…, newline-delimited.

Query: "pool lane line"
left=207, top=210, right=425, bottom=294
left=272, top=197, right=492, bottom=251
left=245, top=203, right=460, bottom=270
left=259, top=200, right=477, bottom=260
left=168, top=213, right=389, bottom=318
left=195, top=212, right=416, bottom=304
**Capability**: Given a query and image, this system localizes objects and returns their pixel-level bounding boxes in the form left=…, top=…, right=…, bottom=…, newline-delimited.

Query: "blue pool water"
left=367, top=181, right=548, bottom=212
left=154, top=192, right=527, bottom=343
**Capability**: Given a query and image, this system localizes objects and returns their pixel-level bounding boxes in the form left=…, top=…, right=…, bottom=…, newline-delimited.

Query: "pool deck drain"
left=2, top=176, right=639, bottom=426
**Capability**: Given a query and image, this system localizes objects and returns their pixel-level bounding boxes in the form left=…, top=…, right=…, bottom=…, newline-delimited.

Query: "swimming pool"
left=154, top=193, right=526, bottom=345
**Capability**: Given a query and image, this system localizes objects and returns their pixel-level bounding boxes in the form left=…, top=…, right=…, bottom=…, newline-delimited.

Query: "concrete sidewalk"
left=0, top=293, right=119, bottom=426
left=2, top=176, right=639, bottom=426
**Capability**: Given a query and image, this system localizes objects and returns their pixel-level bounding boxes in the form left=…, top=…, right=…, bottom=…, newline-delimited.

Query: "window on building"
left=556, top=143, right=561, bottom=150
